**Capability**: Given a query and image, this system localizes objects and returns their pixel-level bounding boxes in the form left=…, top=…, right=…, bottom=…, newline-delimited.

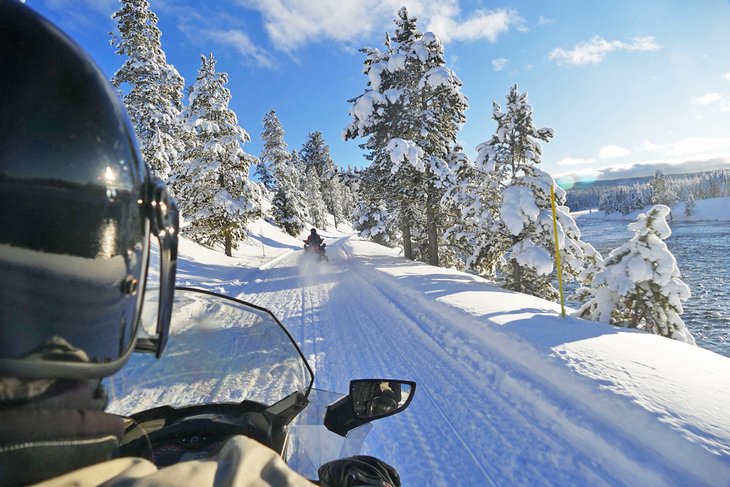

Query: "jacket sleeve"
left=34, top=435, right=316, bottom=487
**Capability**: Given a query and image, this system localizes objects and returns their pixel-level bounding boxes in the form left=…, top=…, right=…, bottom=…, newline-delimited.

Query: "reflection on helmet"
left=0, top=3, right=159, bottom=380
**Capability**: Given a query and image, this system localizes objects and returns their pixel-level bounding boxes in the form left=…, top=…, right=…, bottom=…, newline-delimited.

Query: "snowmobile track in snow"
left=336, top=249, right=621, bottom=486
left=235, top=237, right=694, bottom=486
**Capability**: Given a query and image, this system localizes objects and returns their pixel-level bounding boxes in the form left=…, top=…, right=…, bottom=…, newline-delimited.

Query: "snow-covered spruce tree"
left=651, top=170, right=678, bottom=218
left=258, top=109, right=286, bottom=193
left=173, top=54, right=260, bottom=257
left=301, top=131, right=344, bottom=228
left=443, top=148, right=508, bottom=277
left=111, top=0, right=184, bottom=180
left=445, top=85, right=588, bottom=300
left=577, top=205, right=695, bottom=344
left=261, top=110, right=308, bottom=236
left=352, top=199, right=401, bottom=248
left=303, top=166, right=328, bottom=229
left=344, top=7, right=467, bottom=265
left=684, top=192, right=696, bottom=216
left=573, top=240, right=605, bottom=304
left=337, top=167, right=360, bottom=219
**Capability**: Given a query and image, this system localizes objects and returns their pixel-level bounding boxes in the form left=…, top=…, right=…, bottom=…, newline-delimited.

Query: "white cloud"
left=548, top=36, right=660, bottom=66
left=237, top=0, right=522, bottom=51
left=537, top=15, right=555, bottom=26
left=199, top=28, right=277, bottom=68
left=557, top=156, right=730, bottom=181
left=598, top=144, right=631, bottom=159
left=427, top=7, right=524, bottom=43
left=635, top=137, right=730, bottom=158
left=556, top=156, right=596, bottom=166
left=722, top=72, right=730, bottom=82
left=558, top=136, right=730, bottom=180
left=693, top=92, right=730, bottom=112
left=693, top=92, right=722, bottom=105
left=492, top=58, right=508, bottom=72
left=637, top=139, right=661, bottom=152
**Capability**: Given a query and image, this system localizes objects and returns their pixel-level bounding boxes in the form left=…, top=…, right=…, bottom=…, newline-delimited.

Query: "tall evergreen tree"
left=301, top=131, right=344, bottom=228
left=344, top=7, right=467, bottom=265
left=303, top=166, right=328, bottom=229
left=444, top=85, right=591, bottom=300
left=173, top=54, right=260, bottom=257
left=110, top=0, right=184, bottom=180
left=650, top=170, right=678, bottom=219
left=261, top=111, right=308, bottom=236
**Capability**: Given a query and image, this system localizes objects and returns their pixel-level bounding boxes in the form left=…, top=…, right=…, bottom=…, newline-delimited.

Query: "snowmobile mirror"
left=350, top=379, right=415, bottom=420
left=324, top=379, right=416, bottom=436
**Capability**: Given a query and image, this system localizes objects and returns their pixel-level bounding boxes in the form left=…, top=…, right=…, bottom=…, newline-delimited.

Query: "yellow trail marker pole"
left=550, top=185, right=566, bottom=318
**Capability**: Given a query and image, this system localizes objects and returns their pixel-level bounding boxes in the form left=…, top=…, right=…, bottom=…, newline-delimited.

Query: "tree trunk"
left=426, top=190, right=439, bottom=266
left=402, top=221, right=413, bottom=260
left=512, top=260, right=522, bottom=293
left=225, top=233, right=232, bottom=257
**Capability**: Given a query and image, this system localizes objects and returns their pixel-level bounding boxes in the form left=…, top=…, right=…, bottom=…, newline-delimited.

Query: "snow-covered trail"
left=112, top=233, right=730, bottom=486
left=224, top=237, right=697, bottom=486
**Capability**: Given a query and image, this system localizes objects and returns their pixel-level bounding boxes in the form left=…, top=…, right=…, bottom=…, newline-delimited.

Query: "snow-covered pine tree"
left=651, top=170, right=678, bottom=218
left=442, top=147, right=508, bottom=277
left=684, top=192, right=696, bottom=216
left=261, top=110, right=308, bottom=236
left=303, top=166, right=328, bottom=229
left=573, top=240, right=605, bottom=304
left=577, top=205, right=695, bottom=344
left=344, top=7, right=467, bottom=265
left=111, top=0, right=184, bottom=180
left=259, top=109, right=286, bottom=192
left=301, top=131, right=344, bottom=228
left=173, top=54, right=260, bottom=257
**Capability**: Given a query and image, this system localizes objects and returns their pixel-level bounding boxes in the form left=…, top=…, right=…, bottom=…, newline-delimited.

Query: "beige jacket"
left=33, top=435, right=315, bottom=487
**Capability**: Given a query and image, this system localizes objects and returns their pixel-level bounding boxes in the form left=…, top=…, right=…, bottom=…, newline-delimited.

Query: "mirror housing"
left=324, top=379, right=416, bottom=437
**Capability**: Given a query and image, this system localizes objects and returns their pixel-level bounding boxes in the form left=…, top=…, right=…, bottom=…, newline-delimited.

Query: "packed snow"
left=108, top=218, right=730, bottom=486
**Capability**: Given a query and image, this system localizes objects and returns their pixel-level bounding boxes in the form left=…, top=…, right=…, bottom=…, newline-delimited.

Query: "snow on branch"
left=501, top=185, right=540, bottom=235
left=387, top=138, right=425, bottom=173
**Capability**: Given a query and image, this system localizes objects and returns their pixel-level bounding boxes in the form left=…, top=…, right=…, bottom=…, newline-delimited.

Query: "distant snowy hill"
left=113, top=215, right=730, bottom=486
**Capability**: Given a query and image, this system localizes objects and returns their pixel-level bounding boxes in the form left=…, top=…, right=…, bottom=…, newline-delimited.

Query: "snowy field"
left=110, top=217, right=730, bottom=486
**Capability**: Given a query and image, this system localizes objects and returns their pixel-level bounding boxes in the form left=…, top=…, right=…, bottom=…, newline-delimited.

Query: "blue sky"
left=27, top=0, right=730, bottom=184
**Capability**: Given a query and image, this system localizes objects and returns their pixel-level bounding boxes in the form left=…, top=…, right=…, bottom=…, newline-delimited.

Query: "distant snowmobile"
left=113, top=287, right=414, bottom=483
left=304, top=229, right=328, bottom=262
left=304, top=239, right=328, bottom=262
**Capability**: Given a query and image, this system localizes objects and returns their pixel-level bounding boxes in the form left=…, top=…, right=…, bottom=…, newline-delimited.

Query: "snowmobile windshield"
left=106, top=287, right=313, bottom=414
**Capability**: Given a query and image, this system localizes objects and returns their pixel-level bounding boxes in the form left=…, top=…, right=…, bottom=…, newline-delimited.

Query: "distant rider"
left=305, top=228, right=324, bottom=248
left=304, top=228, right=327, bottom=261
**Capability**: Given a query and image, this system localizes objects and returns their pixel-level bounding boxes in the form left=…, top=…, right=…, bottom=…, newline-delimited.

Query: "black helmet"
left=318, top=455, right=401, bottom=487
left=0, top=2, right=178, bottom=381
left=311, top=228, right=317, bottom=234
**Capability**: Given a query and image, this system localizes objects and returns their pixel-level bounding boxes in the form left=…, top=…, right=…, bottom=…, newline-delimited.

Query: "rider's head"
left=0, top=2, right=178, bottom=391
left=311, top=228, right=317, bottom=235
